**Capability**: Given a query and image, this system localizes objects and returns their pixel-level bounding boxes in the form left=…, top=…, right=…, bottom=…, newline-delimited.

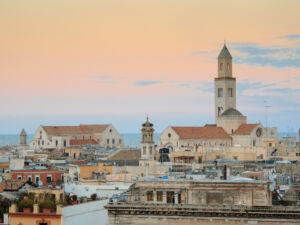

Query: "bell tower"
left=214, top=44, right=237, bottom=122
left=141, top=116, right=155, bottom=160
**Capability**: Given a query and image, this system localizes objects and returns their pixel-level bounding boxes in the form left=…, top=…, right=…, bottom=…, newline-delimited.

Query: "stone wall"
left=109, top=215, right=300, bottom=225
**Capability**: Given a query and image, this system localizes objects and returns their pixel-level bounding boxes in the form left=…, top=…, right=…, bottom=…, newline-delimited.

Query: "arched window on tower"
left=227, top=63, right=230, bottom=71
left=220, top=63, right=223, bottom=70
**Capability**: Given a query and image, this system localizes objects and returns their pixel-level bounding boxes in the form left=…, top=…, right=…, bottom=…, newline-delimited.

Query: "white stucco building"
left=30, top=124, right=124, bottom=149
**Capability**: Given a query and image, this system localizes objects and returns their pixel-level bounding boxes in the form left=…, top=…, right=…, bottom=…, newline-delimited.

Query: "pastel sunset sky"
left=0, top=0, right=299, bottom=134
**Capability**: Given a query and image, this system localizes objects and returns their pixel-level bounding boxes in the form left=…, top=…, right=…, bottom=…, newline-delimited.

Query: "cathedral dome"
left=220, top=108, right=243, bottom=117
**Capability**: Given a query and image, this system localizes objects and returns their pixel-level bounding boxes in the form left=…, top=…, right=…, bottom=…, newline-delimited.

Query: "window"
left=168, top=133, right=171, bottom=138
left=269, top=143, right=272, bottom=147
left=55, top=140, right=58, bottom=147
left=228, top=88, right=233, bottom=97
left=220, top=63, right=223, bottom=70
left=63, top=140, right=66, bottom=147
left=218, top=88, right=223, bottom=97
left=119, top=139, right=122, bottom=144
left=157, top=191, right=163, bottom=202
left=149, top=146, right=153, bottom=155
left=143, top=146, right=146, bottom=155
left=112, top=139, right=115, bottom=144
left=47, top=175, right=52, bottom=185
left=233, top=156, right=238, bottom=160
left=38, top=140, right=40, bottom=145
left=35, top=176, right=40, bottom=185
left=227, top=63, right=230, bottom=70
left=27, top=175, right=32, bottom=182
left=42, top=140, right=44, bottom=145
left=107, top=139, right=109, bottom=144
left=147, top=191, right=153, bottom=201
left=17, top=175, right=22, bottom=180
left=39, top=223, right=48, bottom=225
left=253, top=140, right=256, bottom=146
left=109, top=129, right=112, bottom=133
left=218, top=107, right=223, bottom=116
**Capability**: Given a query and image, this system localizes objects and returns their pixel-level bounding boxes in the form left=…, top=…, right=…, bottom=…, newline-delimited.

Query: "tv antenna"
left=264, top=100, right=272, bottom=138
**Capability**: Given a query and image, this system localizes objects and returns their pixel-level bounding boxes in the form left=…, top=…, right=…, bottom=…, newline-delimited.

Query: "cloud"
left=135, top=81, right=161, bottom=86
left=282, top=34, right=300, bottom=40
left=230, top=41, right=300, bottom=68
left=90, top=75, right=113, bottom=79
left=237, top=80, right=276, bottom=95
left=264, top=88, right=300, bottom=94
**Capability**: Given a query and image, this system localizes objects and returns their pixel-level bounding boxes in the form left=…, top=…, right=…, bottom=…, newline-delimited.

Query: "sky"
left=0, top=0, right=300, bottom=134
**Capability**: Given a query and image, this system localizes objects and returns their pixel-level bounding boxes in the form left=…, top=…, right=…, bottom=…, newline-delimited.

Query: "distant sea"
left=0, top=133, right=161, bottom=148
left=0, top=132, right=298, bottom=148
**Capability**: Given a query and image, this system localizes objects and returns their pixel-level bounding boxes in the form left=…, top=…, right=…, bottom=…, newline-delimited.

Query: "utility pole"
left=264, top=100, right=272, bottom=138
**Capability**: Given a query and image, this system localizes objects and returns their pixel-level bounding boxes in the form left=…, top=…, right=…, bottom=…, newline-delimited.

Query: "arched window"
left=227, top=63, right=230, bottom=70
left=220, top=63, right=223, bottom=70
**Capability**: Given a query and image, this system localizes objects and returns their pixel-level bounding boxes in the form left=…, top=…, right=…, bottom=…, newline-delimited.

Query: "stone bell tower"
left=20, top=129, right=27, bottom=146
left=141, top=116, right=155, bottom=160
left=214, top=44, right=237, bottom=122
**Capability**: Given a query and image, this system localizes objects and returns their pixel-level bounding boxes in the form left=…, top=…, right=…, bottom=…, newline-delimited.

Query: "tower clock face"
left=256, top=128, right=262, bottom=137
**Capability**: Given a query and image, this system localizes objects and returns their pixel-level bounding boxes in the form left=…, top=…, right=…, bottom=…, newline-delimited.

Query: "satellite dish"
left=38, top=181, right=43, bottom=186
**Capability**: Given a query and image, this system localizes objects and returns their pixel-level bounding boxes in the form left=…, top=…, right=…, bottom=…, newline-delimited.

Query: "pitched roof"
left=171, top=126, right=231, bottom=139
left=234, top=124, right=258, bottom=135
left=42, top=124, right=110, bottom=135
left=218, top=44, right=232, bottom=59
left=69, top=139, right=99, bottom=146
left=42, top=126, right=91, bottom=135
left=20, top=129, right=27, bottom=136
left=108, top=149, right=141, bottom=161
left=80, top=124, right=110, bottom=133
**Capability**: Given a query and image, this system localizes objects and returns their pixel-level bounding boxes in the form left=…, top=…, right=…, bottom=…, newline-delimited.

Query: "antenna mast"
left=264, top=100, right=272, bottom=138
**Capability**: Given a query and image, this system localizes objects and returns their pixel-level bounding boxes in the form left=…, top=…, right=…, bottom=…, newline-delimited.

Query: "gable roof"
left=171, top=126, right=231, bottom=139
left=108, top=149, right=141, bottom=161
left=42, top=124, right=110, bottom=136
left=80, top=124, right=110, bottom=133
left=234, top=124, right=258, bottom=135
left=42, top=126, right=91, bottom=135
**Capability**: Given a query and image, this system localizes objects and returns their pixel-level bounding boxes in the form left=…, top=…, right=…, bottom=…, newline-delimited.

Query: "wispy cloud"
left=135, top=81, right=161, bottom=86
left=230, top=41, right=300, bottom=68
left=237, top=80, right=276, bottom=95
left=282, top=34, right=300, bottom=40
left=89, top=75, right=121, bottom=84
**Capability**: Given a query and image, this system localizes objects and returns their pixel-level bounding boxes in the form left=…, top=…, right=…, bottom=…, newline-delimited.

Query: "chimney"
left=223, top=165, right=227, bottom=180
left=9, top=204, right=17, bottom=213
left=56, top=204, right=62, bottom=215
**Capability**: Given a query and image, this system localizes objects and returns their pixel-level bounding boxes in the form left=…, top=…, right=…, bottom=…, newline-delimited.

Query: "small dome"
left=221, top=108, right=243, bottom=117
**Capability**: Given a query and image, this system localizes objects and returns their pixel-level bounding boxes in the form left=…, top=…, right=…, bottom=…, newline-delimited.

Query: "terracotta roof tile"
left=234, top=124, right=258, bottom=135
left=69, top=139, right=98, bottom=146
left=42, top=124, right=109, bottom=135
left=80, top=124, right=110, bottom=133
left=108, top=149, right=141, bottom=161
left=171, top=126, right=230, bottom=139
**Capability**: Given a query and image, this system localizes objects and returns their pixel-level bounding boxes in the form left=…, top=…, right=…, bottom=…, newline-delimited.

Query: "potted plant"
left=18, top=198, right=34, bottom=213
left=90, top=193, right=97, bottom=201
left=39, top=199, right=55, bottom=214
left=71, top=195, right=78, bottom=205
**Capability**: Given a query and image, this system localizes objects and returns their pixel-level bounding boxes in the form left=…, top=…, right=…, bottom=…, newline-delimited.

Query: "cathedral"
left=158, top=44, right=266, bottom=152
